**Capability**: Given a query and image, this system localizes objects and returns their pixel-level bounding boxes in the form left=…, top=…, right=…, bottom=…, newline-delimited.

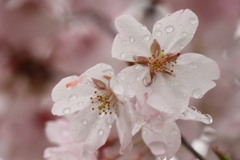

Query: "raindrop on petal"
left=120, top=52, right=126, bottom=59
left=77, top=101, right=83, bottom=106
left=63, top=108, right=71, bottom=114
left=182, top=32, right=188, bottom=37
left=140, top=25, right=147, bottom=30
left=189, top=106, right=197, bottom=111
left=113, top=84, right=124, bottom=95
left=129, top=36, right=134, bottom=43
left=134, top=65, right=140, bottom=70
left=144, top=35, right=151, bottom=41
left=190, top=17, right=198, bottom=24
left=68, top=94, right=77, bottom=101
left=155, top=23, right=162, bottom=28
left=82, top=120, right=88, bottom=125
left=109, top=125, right=112, bottom=129
left=192, top=88, right=203, bottom=99
left=178, top=25, right=183, bottom=29
left=149, top=142, right=166, bottom=156
left=165, top=26, right=174, bottom=33
left=155, top=30, right=162, bottom=37
left=98, top=129, right=104, bottom=136
left=204, top=114, right=213, bottom=124
left=121, top=40, right=126, bottom=45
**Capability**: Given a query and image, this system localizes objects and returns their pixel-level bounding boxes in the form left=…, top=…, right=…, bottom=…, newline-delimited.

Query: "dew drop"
left=136, top=76, right=141, bottom=81
left=134, top=65, right=140, bottom=70
left=149, top=142, right=166, bottom=156
left=68, top=94, right=77, bottom=101
left=180, top=45, right=185, bottom=50
left=192, top=88, right=203, bottom=99
left=189, top=106, right=197, bottom=111
left=113, top=84, right=124, bottom=95
left=155, top=30, right=162, bottom=37
left=190, top=17, right=198, bottom=24
left=144, top=35, right=151, bottom=41
left=155, top=23, right=162, bottom=28
left=120, top=52, right=126, bottom=59
left=140, top=25, right=147, bottom=30
left=165, top=26, right=174, bottom=33
left=98, top=129, right=104, bottom=136
left=109, top=125, right=112, bottom=129
left=82, top=119, right=88, bottom=125
left=178, top=25, right=183, bottom=29
left=190, top=64, right=197, bottom=69
left=63, top=108, right=71, bottom=114
left=77, top=101, right=83, bottom=106
left=204, top=114, right=213, bottom=124
left=182, top=32, right=188, bottom=37
left=129, top=36, right=134, bottom=43
left=121, top=40, right=126, bottom=45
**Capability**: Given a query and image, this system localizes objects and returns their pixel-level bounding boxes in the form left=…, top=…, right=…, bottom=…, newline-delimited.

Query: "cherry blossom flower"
left=44, top=119, right=98, bottom=160
left=111, top=9, right=220, bottom=117
left=51, top=63, right=134, bottom=154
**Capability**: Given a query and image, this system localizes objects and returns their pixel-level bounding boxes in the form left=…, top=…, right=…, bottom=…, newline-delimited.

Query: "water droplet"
left=121, top=40, right=126, bottom=45
left=120, top=52, right=126, bottom=59
left=180, top=45, right=184, bottom=50
left=155, top=30, right=162, bottom=37
left=68, top=94, right=77, bottom=101
left=136, top=76, right=141, bottom=81
left=92, top=124, right=96, bottom=128
left=178, top=25, right=183, bottom=29
left=190, top=64, right=197, bottom=69
left=182, top=32, right=187, bottom=37
left=134, top=65, right=140, bottom=70
left=165, top=26, right=174, bottom=33
left=98, top=129, right=104, bottom=136
left=155, top=23, right=162, bottom=28
left=82, top=119, right=88, bottom=125
left=142, top=77, right=149, bottom=86
left=149, top=142, right=166, bottom=156
left=190, top=106, right=197, bottom=111
left=234, top=78, right=240, bottom=86
left=190, top=17, right=197, bottom=24
left=204, top=114, right=213, bottom=124
left=77, top=101, right=83, bottom=106
left=129, top=36, right=134, bottom=43
left=140, top=25, right=147, bottom=30
left=113, top=84, right=124, bottom=95
left=144, top=35, right=151, bottom=41
left=63, top=108, right=71, bottom=114
left=109, top=125, right=112, bottom=129
left=192, top=88, right=203, bottom=99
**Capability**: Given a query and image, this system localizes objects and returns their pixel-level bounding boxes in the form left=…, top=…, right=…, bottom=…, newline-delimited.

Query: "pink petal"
left=152, top=9, right=198, bottom=53
left=111, top=65, right=150, bottom=100
left=112, top=15, right=152, bottom=62
left=174, top=53, right=220, bottom=99
left=115, top=102, right=134, bottom=154
left=71, top=108, right=115, bottom=150
left=142, top=118, right=181, bottom=159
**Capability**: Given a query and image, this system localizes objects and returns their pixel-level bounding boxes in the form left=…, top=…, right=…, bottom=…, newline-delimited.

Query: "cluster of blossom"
left=48, top=9, right=220, bottom=160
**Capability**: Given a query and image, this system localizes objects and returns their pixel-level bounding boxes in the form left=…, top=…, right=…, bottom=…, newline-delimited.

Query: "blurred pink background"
left=0, top=0, right=239, bottom=160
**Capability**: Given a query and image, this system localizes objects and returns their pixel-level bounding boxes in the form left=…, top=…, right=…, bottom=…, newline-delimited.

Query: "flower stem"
left=181, top=135, right=206, bottom=160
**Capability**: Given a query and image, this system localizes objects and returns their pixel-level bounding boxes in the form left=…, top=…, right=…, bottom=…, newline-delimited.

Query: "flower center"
left=90, top=90, right=116, bottom=115
left=148, top=52, right=180, bottom=75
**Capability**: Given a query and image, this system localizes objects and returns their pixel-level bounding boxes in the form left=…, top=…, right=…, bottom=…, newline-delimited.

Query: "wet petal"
left=112, top=15, right=152, bottom=62
left=152, top=9, right=198, bottom=53
left=174, top=53, right=220, bottom=99
left=71, top=108, right=115, bottom=150
left=142, top=118, right=181, bottom=159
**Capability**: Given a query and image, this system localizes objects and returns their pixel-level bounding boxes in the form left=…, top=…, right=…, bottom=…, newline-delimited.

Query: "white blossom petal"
left=115, top=102, right=134, bottom=154
left=52, top=76, right=95, bottom=116
left=142, top=118, right=181, bottom=159
left=111, top=65, right=150, bottom=100
left=180, top=106, right=213, bottom=124
left=71, top=108, right=115, bottom=150
left=112, top=15, right=152, bottom=62
left=52, top=63, right=114, bottom=116
left=147, top=73, right=190, bottom=116
left=174, top=53, right=220, bottom=98
left=152, top=9, right=198, bottom=53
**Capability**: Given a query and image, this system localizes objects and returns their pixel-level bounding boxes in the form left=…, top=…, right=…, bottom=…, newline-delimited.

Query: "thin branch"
left=181, top=135, right=206, bottom=160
